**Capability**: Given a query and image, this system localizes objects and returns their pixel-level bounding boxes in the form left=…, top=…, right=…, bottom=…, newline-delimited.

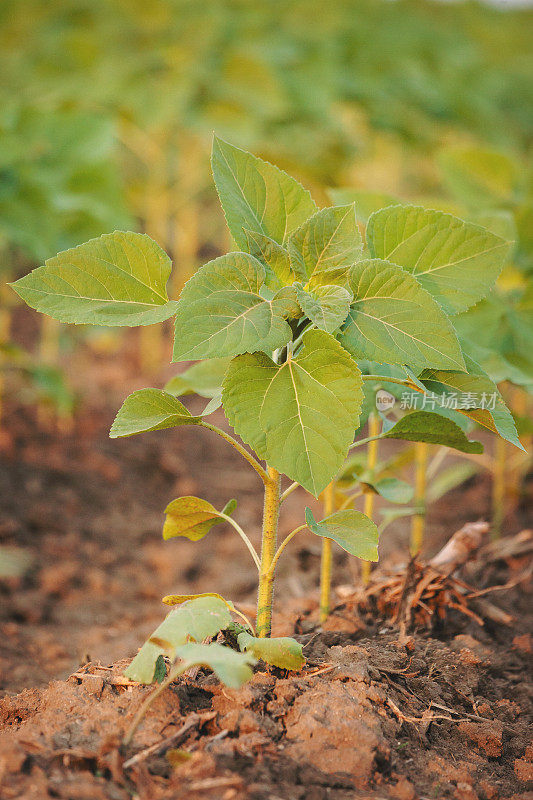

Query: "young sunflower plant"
left=10, top=138, right=519, bottom=692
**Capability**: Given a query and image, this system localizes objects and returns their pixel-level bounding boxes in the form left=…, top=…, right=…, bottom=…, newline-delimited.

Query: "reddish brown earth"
left=0, top=340, right=532, bottom=799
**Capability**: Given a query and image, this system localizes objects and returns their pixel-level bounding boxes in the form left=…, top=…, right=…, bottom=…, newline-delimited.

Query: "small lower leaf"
left=163, top=497, right=236, bottom=542
left=305, top=507, right=379, bottom=561
left=174, top=642, right=255, bottom=689
left=237, top=632, right=305, bottom=671
left=384, top=411, right=483, bottom=454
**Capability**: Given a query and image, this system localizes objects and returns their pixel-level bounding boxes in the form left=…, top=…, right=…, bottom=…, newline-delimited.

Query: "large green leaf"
left=305, top=507, right=379, bottom=561
left=384, top=411, right=483, bottom=453
left=173, top=252, right=292, bottom=361
left=295, top=284, right=352, bottom=333
left=222, top=330, right=364, bottom=496
left=237, top=631, right=305, bottom=671
left=211, top=137, right=317, bottom=250
left=339, top=259, right=465, bottom=371
left=10, top=231, right=178, bottom=326
left=124, top=597, right=233, bottom=684
left=163, top=496, right=236, bottom=542
left=110, top=389, right=202, bottom=438
left=366, top=205, right=510, bottom=314
left=173, top=643, right=255, bottom=689
left=244, top=229, right=295, bottom=289
left=288, top=204, right=363, bottom=288
left=419, top=356, right=523, bottom=449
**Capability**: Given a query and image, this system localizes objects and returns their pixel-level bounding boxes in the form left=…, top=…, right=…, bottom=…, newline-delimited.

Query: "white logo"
left=376, top=389, right=396, bottom=412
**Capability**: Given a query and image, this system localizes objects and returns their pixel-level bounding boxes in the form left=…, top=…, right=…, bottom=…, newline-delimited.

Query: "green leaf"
left=222, top=330, right=364, bottom=496
left=172, top=253, right=292, bottom=361
left=124, top=597, right=233, bottom=684
left=439, top=147, right=520, bottom=208
left=288, top=204, right=363, bottom=288
left=419, top=356, right=523, bottom=449
left=110, top=389, right=204, bottom=438
left=384, top=411, right=483, bottom=453
left=237, top=632, right=305, bottom=671
left=162, top=496, right=236, bottom=542
left=328, top=189, right=399, bottom=225
left=295, top=284, right=352, bottom=333
left=211, top=137, right=317, bottom=250
left=10, top=231, right=178, bottom=326
left=366, top=205, right=511, bottom=314
left=173, top=643, right=255, bottom=689
left=165, top=358, right=231, bottom=399
left=426, top=462, right=479, bottom=504
left=362, top=476, right=414, bottom=504
left=305, top=507, right=379, bottom=561
left=339, top=259, right=465, bottom=371
left=244, top=229, right=295, bottom=289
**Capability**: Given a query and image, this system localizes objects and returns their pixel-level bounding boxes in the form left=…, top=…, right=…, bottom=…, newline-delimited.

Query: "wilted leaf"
left=124, top=597, right=232, bottom=684
left=10, top=232, right=178, bottom=326
left=162, top=496, right=236, bottom=542
left=237, top=631, right=305, bottom=670
left=223, top=330, right=364, bottom=496
left=305, top=507, right=379, bottom=561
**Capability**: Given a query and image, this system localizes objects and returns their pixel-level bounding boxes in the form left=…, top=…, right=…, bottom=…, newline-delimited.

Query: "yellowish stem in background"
left=319, top=482, right=335, bottom=623
left=0, top=303, right=11, bottom=427
left=361, top=413, right=380, bottom=584
left=256, top=467, right=281, bottom=638
left=411, top=442, right=428, bottom=555
left=492, top=435, right=507, bottom=539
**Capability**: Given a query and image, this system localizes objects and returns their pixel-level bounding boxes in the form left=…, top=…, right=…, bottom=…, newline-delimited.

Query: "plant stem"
left=268, top=523, right=307, bottom=578
left=319, top=482, right=335, bottom=623
left=123, top=660, right=187, bottom=746
left=199, top=422, right=269, bottom=484
left=492, top=435, right=506, bottom=539
left=361, top=412, right=380, bottom=584
left=280, top=480, right=300, bottom=503
left=410, top=442, right=428, bottom=555
left=362, top=375, right=413, bottom=389
left=349, top=432, right=384, bottom=451
left=215, top=511, right=261, bottom=571
left=256, top=466, right=281, bottom=638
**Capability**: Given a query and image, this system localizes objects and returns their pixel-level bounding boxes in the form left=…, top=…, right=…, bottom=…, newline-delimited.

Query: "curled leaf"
left=237, top=631, right=305, bottom=671
left=163, top=497, right=237, bottom=542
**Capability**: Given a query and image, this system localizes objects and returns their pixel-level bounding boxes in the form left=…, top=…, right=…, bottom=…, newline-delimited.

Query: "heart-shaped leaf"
left=173, top=252, right=293, bottom=361
left=124, top=597, right=233, bottom=684
left=339, top=259, right=465, bottom=371
left=366, top=205, right=510, bottom=314
left=10, top=231, right=178, bottom=326
left=244, top=229, right=295, bottom=289
left=305, top=507, right=379, bottom=561
left=163, top=497, right=236, bottom=542
left=288, top=204, right=362, bottom=288
left=384, top=411, right=483, bottom=453
left=212, top=137, right=317, bottom=250
left=223, top=330, right=364, bottom=496
left=237, top=631, right=305, bottom=670
left=296, top=284, right=352, bottom=333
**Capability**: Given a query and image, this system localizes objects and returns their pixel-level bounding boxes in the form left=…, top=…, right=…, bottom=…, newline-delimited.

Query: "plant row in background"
left=10, top=141, right=526, bottom=732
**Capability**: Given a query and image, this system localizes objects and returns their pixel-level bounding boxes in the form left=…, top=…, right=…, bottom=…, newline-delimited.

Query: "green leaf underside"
left=244, top=229, right=295, bottom=289
left=237, top=631, right=305, bottom=671
left=173, top=643, right=255, bottom=689
left=110, top=389, right=202, bottom=438
left=367, top=205, right=510, bottom=315
left=384, top=411, right=483, bottom=453
left=419, top=356, right=523, bottom=449
left=163, top=496, right=236, bottom=542
left=165, top=358, right=232, bottom=398
left=124, top=597, right=232, bottom=684
left=211, top=137, right=317, bottom=250
left=173, top=252, right=292, bottom=361
left=222, top=329, right=364, bottom=496
left=362, top=476, right=414, bottom=504
left=296, top=284, right=352, bottom=333
left=288, top=204, right=363, bottom=288
left=10, top=231, right=178, bottom=326
left=339, top=259, right=465, bottom=371
left=305, top=507, right=379, bottom=561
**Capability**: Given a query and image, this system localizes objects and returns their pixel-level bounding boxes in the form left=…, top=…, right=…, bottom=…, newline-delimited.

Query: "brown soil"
left=1, top=344, right=532, bottom=799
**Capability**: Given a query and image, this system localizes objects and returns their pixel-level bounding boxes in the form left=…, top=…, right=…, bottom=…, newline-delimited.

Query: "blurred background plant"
left=1, top=0, right=531, bottom=540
